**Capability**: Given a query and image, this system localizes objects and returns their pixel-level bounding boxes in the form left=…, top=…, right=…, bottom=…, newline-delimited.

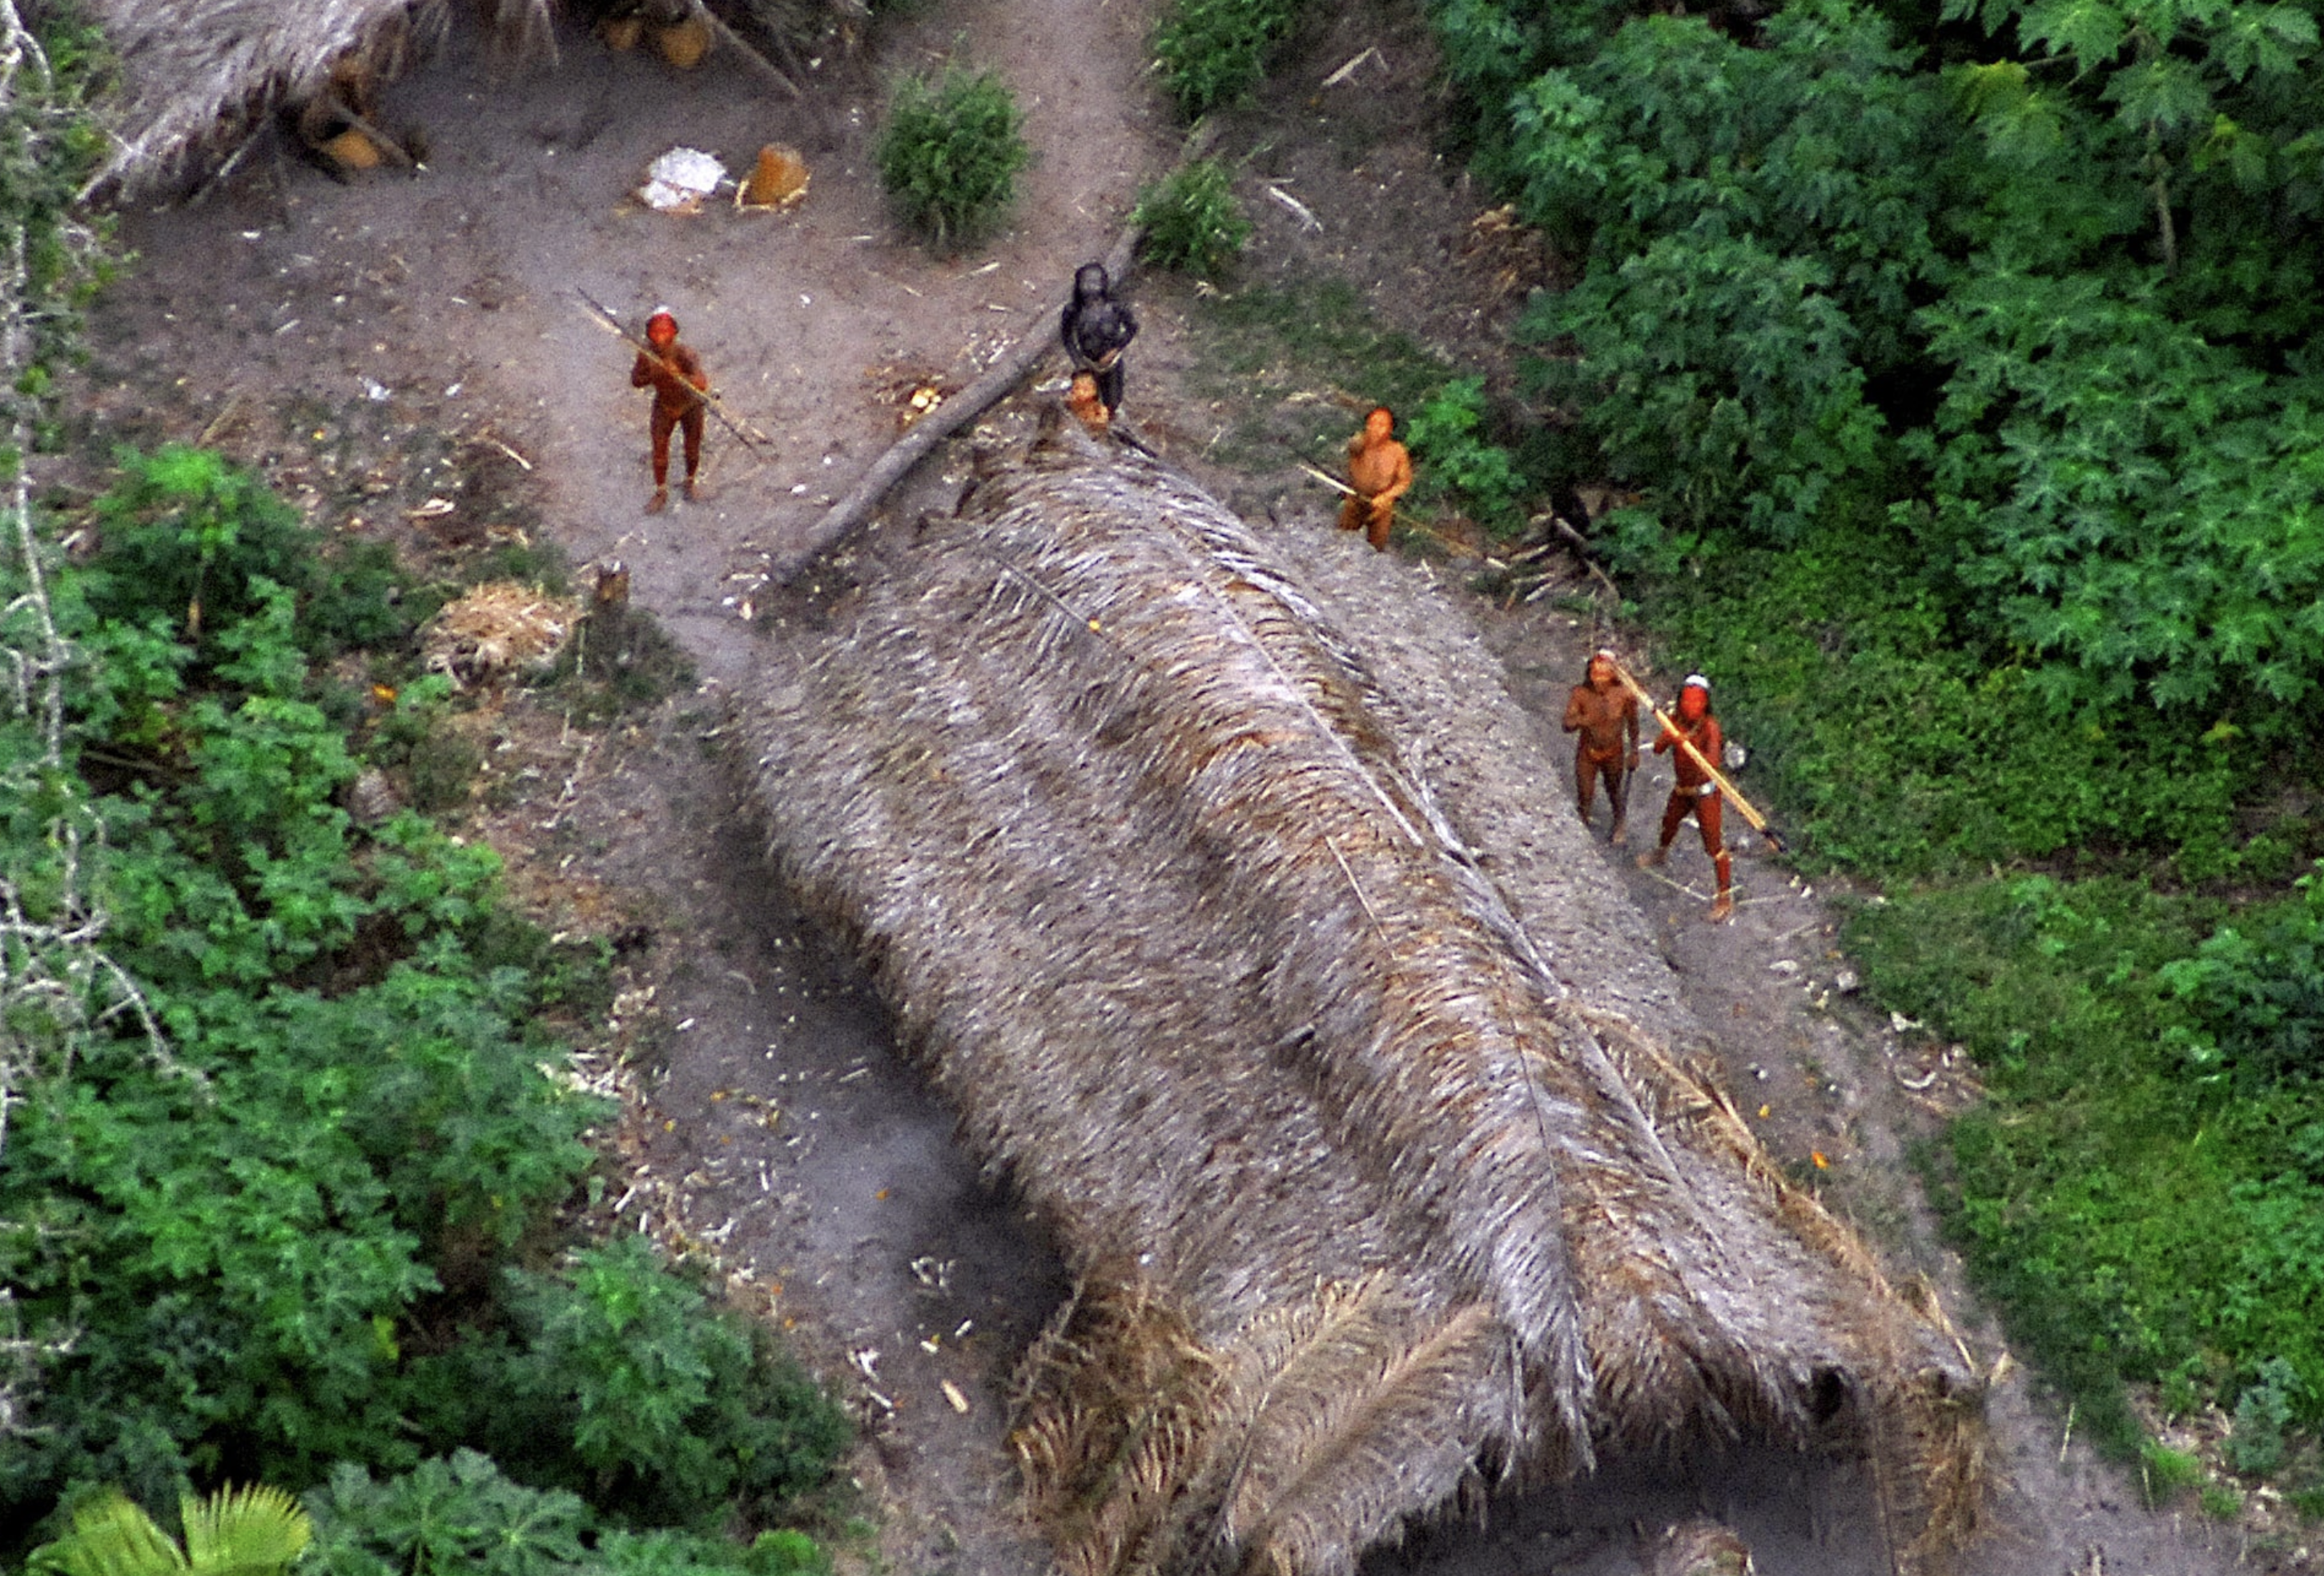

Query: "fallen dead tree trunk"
left=774, top=219, right=1143, bottom=580
left=742, top=414, right=1985, bottom=1576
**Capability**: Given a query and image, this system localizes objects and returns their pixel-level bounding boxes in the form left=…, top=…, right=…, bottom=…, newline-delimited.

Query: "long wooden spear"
left=573, top=288, right=774, bottom=453
left=1609, top=658, right=1787, bottom=854
left=1293, top=459, right=1482, bottom=560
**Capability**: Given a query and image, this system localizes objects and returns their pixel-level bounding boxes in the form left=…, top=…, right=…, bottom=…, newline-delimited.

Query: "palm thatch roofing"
left=742, top=412, right=1985, bottom=1576
left=74, top=0, right=479, bottom=196
left=69, top=0, right=824, bottom=198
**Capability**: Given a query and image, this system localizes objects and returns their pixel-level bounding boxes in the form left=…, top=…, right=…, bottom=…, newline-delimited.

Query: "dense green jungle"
left=6, top=0, right=2324, bottom=1561
left=1408, top=0, right=2324, bottom=1506
left=0, top=14, right=853, bottom=1575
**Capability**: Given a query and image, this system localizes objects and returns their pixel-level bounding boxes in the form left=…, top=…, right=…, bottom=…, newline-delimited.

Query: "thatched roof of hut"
left=70, top=0, right=471, bottom=196
left=67, top=0, right=825, bottom=198
left=743, top=412, right=1984, bottom=1576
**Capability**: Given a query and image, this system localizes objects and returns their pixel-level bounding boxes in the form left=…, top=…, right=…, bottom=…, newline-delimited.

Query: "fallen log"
left=774, top=219, right=1142, bottom=581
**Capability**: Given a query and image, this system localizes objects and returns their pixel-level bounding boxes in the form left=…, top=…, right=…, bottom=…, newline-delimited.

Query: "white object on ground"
left=639, top=147, right=727, bottom=212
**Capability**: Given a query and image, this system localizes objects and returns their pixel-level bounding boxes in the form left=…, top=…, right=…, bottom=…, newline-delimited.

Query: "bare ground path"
left=54, top=0, right=2252, bottom=1568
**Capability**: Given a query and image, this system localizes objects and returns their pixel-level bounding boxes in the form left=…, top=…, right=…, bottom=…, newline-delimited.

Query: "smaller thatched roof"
left=72, top=0, right=834, bottom=198
left=74, top=0, right=472, bottom=197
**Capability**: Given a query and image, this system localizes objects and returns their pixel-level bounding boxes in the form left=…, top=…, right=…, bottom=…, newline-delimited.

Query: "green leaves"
left=1152, top=0, right=1301, bottom=118
left=1527, top=231, right=1888, bottom=541
left=1920, top=267, right=2324, bottom=710
left=2, top=448, right=840, bottom=1541
left=1401, top=377, right=1526, bottom=535
left=305, top=1456, right=834, bottom=1576
left=2015, top=0, right=2127, bottom=70
left=2161, top=862, right=2324, bottom=1085
left=28, top=1486, right=312, bottom=1576
left=875, top=66, right=1029, bottom=253
left=1133, top=159, right=1252, bottom=278
left=27, top=1494, right=190, bottom=1576
left=1496, top=2, right=1940, bottom=537
left=305, top=1453, right=589, bottom=1576
left=178, top=1486, right=314, bottom=1576
left=496, top=1240, right=849, bottom=1523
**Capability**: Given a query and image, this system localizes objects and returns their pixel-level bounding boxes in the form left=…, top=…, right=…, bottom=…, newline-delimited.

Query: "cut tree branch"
left=775, top=219, right=1143, bottom=581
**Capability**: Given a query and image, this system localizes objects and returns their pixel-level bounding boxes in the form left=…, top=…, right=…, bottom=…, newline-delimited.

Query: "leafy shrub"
left=1918, top=275, right=2324, bottom=714
left=876, top=66, right=1029, bottom=251
left=368, top=674, right=480, bottom=811
left=1401, top=377, right=1526, bottom=537
left=1457, top=0, right=2324, bottom=719
left=1152, top=0, right=1300, bottom=118
left=306, top=1453, right=832, bottom=1576
left=305, top=1453, right=593, bottom=1576
left=1133, top=159, right=1251, bottom=277
left=482, top=1240, right=848, bottom=1525
left=2, top=451, right=843, bottom=1552
left=2161, top=862, right=2324, bottom=1086
left=1506, top=2, right=1942, bottom=540
left=2229, top=1358, right=2304, bottom=1476
left=2141, top=1441, right=2205, bottom=1504
left=82, top=446, right=417, bottom=663
left=28, top=1485, right=312, bottom=1576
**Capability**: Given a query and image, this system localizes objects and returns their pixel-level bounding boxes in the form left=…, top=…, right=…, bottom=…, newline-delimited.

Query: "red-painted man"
left=630, top=308, right=709, bottom=514
left=1638, top=673, right=1734, bottom=922
left=1562, top=648, right=1639, bottom=843
left=1339, top=407, right=1413, bottom=552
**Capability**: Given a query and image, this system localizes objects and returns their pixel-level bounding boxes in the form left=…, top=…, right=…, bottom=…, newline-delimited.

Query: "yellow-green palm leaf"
left=27, top=1494, right=187, bottom=1576
left=178, top=1485, right=311, bottom=1576
left=28, top=1486, right=311, bottom=1576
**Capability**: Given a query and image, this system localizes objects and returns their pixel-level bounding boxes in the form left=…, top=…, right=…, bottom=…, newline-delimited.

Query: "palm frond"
left=27, top=1494, right=187, bottom=1576
left=179, top=1484, right=312, bottom=1576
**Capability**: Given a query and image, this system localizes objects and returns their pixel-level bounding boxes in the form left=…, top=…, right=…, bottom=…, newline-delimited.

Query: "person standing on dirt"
left=1562, top=648, right=1639, bottom=844
left=1060, top=263, right=1136, bottom=418
left=631, top=308, right=709, bottom=514
left=1638, top=673, right=1734, bottom=923
left=1340, top=407, right=1413, bottom=551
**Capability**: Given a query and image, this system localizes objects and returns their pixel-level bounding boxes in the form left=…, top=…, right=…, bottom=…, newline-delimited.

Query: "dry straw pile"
left=744, top=413, right=1984, bottom=1576
left=423, top=579, right=575, bottom=685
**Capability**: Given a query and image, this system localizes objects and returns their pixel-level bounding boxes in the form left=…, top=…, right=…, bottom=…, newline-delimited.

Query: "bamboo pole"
left=1609, top=659, right=1787, bottom=853
left=573, top=288, right=774, bottom=453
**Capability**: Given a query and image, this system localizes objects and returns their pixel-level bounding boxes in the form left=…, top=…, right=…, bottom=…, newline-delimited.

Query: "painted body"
left=1339, top=407, right=1412, bottom=551
left=630, top=309, right=708, bottom=513
left=1562, top=650, right=1639, bottom=841
left=1638, top=678, right=1734, bottom=921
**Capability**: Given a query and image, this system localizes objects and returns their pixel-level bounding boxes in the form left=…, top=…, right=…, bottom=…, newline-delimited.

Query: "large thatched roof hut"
left=744, top=413, right=1983, bottom=1575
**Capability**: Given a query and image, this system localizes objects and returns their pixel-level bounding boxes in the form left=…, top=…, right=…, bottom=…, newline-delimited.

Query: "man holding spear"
left=630, top=308, right=710, bottom=513
left=1640, top=673, right=1735, bottom=923
left=573, top=291, right=773, bottom=513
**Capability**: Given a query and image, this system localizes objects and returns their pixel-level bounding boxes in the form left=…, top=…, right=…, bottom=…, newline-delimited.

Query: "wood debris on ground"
left=423, top=581, right=577, bottom=686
